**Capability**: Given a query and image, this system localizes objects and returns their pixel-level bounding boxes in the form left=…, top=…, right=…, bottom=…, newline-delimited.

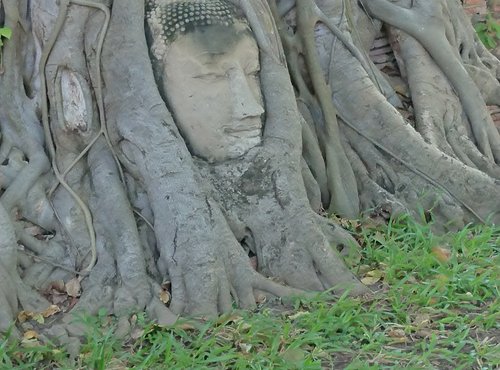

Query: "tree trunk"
left=0, top=0, right=498, bottom=345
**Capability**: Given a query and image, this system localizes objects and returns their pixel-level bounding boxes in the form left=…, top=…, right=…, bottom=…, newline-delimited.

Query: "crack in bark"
left=205, top=195, right=213, bottom=221
left=172, top=226, right=178, bottom=266
left=272, top=170, right=286, bottom=210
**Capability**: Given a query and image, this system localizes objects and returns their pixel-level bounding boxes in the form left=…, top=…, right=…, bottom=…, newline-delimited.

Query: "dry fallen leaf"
left=51, top=292, right=68, bottom=305
left=18, top=305, right=60, bottom=324
left=238, top=342, right=252, bottom=353
left=23, top=330, right=39, bottom=340
left=288, top=311, right=310, bottom=320
left=372, top=232, right=387, bottom=244
left=361, top=217, right=386, bottom=230
left=216, top=314, right=242, bottom=325
left=357, top=265, right=372, bottom=275
left=65, top=278, right=81, bottom=297
left=130, top=328, right=145, bottom=340
left=361, top=276, right=379, bottom=285
left=238, top=322, right=252, bottom=331
left=432, top=246, right=452, bottom=263
left=130, top=314, right=138, bottom=326
left=49, top=280, right=66, bottom=292
left=428, top=297, right=439, bottom=305
left=413, top=313, right=431, bottom=328
left=415, top=329, right=433, bottom=338
left=42, top=305, right=61, bottom=318
left=178, top=322, right=196, bottom=331
left=387, top=328, right=408, bottom=343
left=21, top=337, right=41, bottom=347
left=361, top=269, right=384, bottom=285
left=17, top=311, right=33, bottom=323
left=32, top=313, right=44, bottom=324
left=159, top=290, right=171, bottom=304
left=254, top=292, right=266, bottom=304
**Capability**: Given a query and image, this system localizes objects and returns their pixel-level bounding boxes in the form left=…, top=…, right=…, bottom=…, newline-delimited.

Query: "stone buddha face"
left=148, top=1, right=264, bottom=162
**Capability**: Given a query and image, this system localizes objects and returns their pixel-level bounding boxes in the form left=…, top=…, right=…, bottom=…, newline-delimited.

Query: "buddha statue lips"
left=146, top=0, right=265, bottom=162
left=223, top=120, right=262, bottom=135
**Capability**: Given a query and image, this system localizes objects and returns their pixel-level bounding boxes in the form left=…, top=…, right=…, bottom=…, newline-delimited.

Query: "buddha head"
left=147, top=0, right=264, bottom=162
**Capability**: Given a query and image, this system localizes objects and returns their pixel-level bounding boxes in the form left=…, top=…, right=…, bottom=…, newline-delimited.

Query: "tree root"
left=200, top=152, right=369, bottom=296
left=391, top=27, right=500, bottom=180
left=2, top=0, right=498, bottom=340
left=360, top=0, right=500, bottom=162
left=293, top=1, right=500, bottom=226
left=0, top=203, right=51, bottom=334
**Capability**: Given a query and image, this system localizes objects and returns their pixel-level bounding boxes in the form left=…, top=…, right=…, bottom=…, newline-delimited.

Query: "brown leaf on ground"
left=357, top=265, right=372, bottom=275
left=130, top=327, right=145, bottom=340
left=177, top=322, right=197, bottom=331
left=237, top=342, right=252, bottom=354
left=44, top=280, right=69, bottom=305
left=42, top=305, right=61, bottom=318
left=361, top=269, right=384, bottom=285
left=331, top=216, right=360, bottom=231
left=48, top=280, right=66, bottom=292
left=428, top=297, right=439, bottom=305
left=159, top=290, right=171, bottom=304
left=17, top=311, right=33, bottom=323
left=361, top=216, right=387, bottom=230
left=387, top=328, right=409, bottom=343
left=23, top=330, right=39, bottom=340
left=65, top=278, right=81, bottom=297
left=413, top=313, right=431, bottom=328
left=432, top=246, right=452, bottom=263
left=216, top=314, right=242, bottom=325
left=287, top=311, right=310, bottom=320
left=67, top=296, right=79, bottom=310
left=17, top=310, right=49, bottom=325
left=32, top=313, right=44, bottom=324
left=415, top=328, right=433, bottom=338
left=50, top=292, right=68, bottom=305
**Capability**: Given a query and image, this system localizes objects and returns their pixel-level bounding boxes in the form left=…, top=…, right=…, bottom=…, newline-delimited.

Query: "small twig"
left=133, top=209, right=155, bottom=231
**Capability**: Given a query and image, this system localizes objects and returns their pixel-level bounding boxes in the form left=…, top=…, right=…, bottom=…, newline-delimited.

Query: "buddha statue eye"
left=193, top=72, right=226, bottom=81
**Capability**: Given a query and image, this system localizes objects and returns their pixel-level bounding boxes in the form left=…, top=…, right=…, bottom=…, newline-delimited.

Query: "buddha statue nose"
left=229, top=67, right=264, bottom=121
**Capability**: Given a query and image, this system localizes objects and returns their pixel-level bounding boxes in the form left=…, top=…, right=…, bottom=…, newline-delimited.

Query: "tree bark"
left=0, top=0, right=498, bottom=344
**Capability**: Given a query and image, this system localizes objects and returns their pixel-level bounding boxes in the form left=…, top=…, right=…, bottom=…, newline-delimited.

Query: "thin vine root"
left=39, top=0, right=115, bottom=275
left=271, top=0, right=486, bottom=224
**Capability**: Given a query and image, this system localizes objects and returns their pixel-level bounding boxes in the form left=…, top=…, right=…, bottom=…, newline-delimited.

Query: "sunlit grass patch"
left=1, top=216, right=498, bottom=369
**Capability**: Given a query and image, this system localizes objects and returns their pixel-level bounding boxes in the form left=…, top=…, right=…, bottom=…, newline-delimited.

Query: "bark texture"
left=0, top=0, right=498, bottom=345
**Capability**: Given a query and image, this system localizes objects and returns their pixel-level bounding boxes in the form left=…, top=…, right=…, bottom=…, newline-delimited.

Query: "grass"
left=0, top=215, right=498, bottom=369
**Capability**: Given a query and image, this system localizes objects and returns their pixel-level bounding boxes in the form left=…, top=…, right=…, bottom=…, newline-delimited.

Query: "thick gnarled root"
left=0, top=203, right=51, bottom=335
left=249, top=208, right=369, bottom=296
